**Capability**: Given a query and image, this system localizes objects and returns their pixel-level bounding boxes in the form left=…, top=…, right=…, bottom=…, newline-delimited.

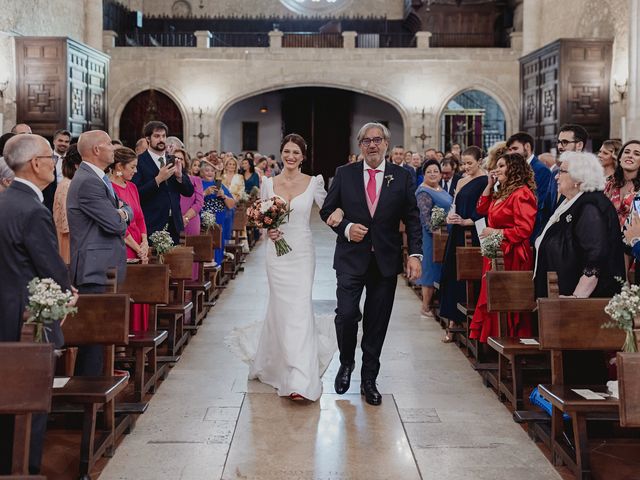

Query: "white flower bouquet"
left=603, top=278, right=639, bottom=352
left=430, top=206, right=447, bottom=232
left=149, top=227, right=174, bottom=263
left=480, top=231, right=504, bottom=259
left=25, top=278, right=77, bottom=343
left=201, top=211, right=217, bottom=233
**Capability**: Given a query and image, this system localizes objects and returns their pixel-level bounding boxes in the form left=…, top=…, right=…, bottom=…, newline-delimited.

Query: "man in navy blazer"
left=506, top=132, right=554, bottom=241
left=132, top=121, right=194, bottom=242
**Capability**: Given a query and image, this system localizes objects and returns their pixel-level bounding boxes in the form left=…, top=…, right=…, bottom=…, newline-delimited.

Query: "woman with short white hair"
left=534, top=151, right=625, bottom=298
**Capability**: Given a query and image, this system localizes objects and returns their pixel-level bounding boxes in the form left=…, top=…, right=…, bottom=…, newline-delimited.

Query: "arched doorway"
left=220, top=87, right=403, bottom=181
left=118, top=89, right=184, bottom=149
left=440, top=90, right=506, bottom=152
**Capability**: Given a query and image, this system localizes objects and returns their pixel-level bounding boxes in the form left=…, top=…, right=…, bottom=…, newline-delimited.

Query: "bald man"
left=10, top=123, right=32, bottom=134
left=67, top=130, right=129, bottom=375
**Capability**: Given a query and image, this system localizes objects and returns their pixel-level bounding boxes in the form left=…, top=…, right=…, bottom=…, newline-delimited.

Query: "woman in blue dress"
left=416, top=160, right=453, bottom=318
left=200, top=160, right=236, bottom=264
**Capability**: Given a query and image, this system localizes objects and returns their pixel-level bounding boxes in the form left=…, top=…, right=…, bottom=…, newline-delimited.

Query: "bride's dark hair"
left=280, top=133, right=307, bottom=159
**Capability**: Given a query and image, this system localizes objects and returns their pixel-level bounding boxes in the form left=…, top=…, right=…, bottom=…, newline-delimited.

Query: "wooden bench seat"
left=158, top=247, right=195, bottom=349
left=455, top=232, right=483, bottom=360
left=183, top=235, right=214, bottom=324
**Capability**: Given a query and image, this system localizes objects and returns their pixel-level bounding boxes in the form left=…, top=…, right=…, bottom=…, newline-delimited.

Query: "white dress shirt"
left=344, top=161, right=386, bottom=240
left=54, top=152, right=64, bottom=183
left=147, top=149, right=166, bottom=170
left=13, top=177, right=44, bottom=203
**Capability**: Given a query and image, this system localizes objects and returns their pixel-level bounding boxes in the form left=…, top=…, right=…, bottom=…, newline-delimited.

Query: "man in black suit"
left=320, top=122, right=422, bottom=406
left=132, top=121, right=194, bottom=243
left=440, top=158, right=461, bottom=196
left=0, top=133, right=76, bottom=475
left=42, top=129, right=71, bottom=212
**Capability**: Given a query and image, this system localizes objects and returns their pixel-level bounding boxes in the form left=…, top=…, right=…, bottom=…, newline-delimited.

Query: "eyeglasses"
left=32, top=154, right=56, bottom=162
left=360, top=137, right=384, bottom=147
left=557, top=139, right=578, bottom=147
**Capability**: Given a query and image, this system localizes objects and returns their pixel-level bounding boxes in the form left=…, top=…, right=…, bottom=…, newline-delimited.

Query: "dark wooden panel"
left=617, top=352, right=640, bottom=427
left=486, top=271, right=535, bottom=313
left=63, top=294, right=130, bottom=346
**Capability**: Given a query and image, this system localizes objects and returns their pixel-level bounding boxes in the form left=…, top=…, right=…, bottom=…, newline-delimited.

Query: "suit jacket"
left=132, top=151, right=194, bottom=235
left=402, top=164, right=418, bottom=190
left=441, top=173, right=461, bottom=196
left=0, top=182, right=69, bottom=347
left=67, top=162, right=127, bottom=287
left=320, top=161, right=422, bottom=277
left=42, top=174, right=56, bottom=212
left=530, top=155, right=554, bottom=240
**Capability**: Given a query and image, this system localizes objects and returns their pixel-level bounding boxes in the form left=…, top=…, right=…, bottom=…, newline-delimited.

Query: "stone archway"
left=118, top=89, right=185, bottom=148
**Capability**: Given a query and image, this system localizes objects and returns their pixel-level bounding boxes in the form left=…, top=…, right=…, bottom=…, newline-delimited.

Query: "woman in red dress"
left=108, top=147, right=150, bottom=332
left=469, top=152, right=537, bottom=343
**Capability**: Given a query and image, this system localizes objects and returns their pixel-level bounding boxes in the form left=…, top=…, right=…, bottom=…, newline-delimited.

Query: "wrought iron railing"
left=117, top=32, right=196, bottom=47
left=356, top=33, right=416, bottom=48
left=282, top=32, right=343, bottom=48
left=210, top=32, right=269, bottom=47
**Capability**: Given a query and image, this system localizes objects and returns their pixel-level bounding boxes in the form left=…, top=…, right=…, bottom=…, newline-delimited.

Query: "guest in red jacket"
left=469, top=152, right=537, bottom=343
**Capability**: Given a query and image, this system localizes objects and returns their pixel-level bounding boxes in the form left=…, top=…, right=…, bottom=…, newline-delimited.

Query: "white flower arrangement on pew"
left=430, top=206, right=447, bottom=232
left=603, top=278, right=639, bottom=353
left=201, top=211, right=217, bottom=233
left=480, top=231, right=504, bottom=259
left=149, top=227, right=174, bottom=264
left=26, top=278, right=77, bottom=343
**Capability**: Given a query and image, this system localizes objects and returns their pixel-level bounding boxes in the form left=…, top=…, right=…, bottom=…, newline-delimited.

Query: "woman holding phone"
left=201, top=159, right=236, bottom=264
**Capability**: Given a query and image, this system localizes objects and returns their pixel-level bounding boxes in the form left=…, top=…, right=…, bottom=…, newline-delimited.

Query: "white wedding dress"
left=227, top=175, right=336, bottom=401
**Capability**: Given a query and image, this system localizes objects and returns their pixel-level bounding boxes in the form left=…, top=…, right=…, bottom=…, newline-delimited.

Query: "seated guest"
left=53, top=144, right=82, bottom=264
left=438, top=147, right=488, bottom=335
left=109, top=147, right=150, bottom=332
left=469, top=153, right=537, bottom=343
left=179, top=149, right=204, bottom=236
left=241, top=155, right=260, bottom=193
left=534, top=151, right=624, bottom=298
left=200, top=160, right=236, bottom=264
left=415, top=160, right=453, bottom=318
left=598, top=139, right=622, bottom=180
left=604, top=139, right=640, bottom=227
left=0, top=133, right=76, bottom=475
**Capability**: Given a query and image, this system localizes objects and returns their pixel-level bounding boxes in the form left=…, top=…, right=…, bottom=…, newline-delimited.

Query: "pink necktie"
left=367, top=169, right=381, bottom=204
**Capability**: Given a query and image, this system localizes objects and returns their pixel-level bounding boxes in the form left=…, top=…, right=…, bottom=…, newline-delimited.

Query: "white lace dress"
left=227, top=175, right=336, bottom=401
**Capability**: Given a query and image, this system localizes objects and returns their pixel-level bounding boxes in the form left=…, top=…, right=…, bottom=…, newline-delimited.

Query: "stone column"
left=194, top=30, right=212, bottom=49
left=84, top=0, right=103, bottom=50
left=510, top=32, right=523, bottom=53
left=415, top=31, right=432, bottom=49
left=522, top=0, right=542, bottom=54
left=627, top=0, right=639, bottom=139
left=103, top=31, right=118, bottom=51
left=342, top=31, right=357, bottom=49
left=269, top=30, right=283, bottom=49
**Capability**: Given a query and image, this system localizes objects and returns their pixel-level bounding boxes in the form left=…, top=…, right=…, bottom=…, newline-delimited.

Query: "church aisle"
left=100, top=209, right=560, bottom=480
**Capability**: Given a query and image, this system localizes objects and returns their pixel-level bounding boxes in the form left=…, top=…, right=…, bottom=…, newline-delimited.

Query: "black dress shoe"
left=334, top=363, right=355, bottom=394
left=360, top=379, right=382, bottom=405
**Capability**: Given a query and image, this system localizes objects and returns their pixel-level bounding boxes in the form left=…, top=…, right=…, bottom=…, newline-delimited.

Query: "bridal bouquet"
left=430, top=206, right=447, bottom=232
left=480, top=231, right=504, bottom=259
left=603, top=278, right=640, bottom=352
left=201, top=211, right=217, bottom=233
left=149, top=227, right=174, bottom=263
left=25, top=278, right=77, bottom=343
left=247, top=196, right=293, bottom=256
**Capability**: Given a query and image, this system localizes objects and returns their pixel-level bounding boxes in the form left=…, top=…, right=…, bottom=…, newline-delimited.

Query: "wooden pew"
left=117, top=264, right=170, bottom=402
left=158, top=246, right=194, bottom=352
left=0, top=342, right=53, bottom=480
left=455, top=231, right=484, bottom=359
left=537, top=290, right=624, bottom=480
left=54, top=294, right=130, bottom=478
left=617, top=353, right=640, bottom=428
left=183, top=234, right=214, bottom=325
left=211, top=224, right=230, bottom=288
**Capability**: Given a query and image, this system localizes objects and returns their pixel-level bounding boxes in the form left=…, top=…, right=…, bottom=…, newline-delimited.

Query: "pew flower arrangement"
left=480, top=231, right=504, bottom=259
left=247, top=196, right=293, bottom=256
left=26, top=278, right=77, bottom=343
left=201, top=211, right=217, bottom=233
left=149, top=227, right=174, bottom=264
left=430, top=206, right=447, bottom=232
left=603, top=278, right=639, bottom=352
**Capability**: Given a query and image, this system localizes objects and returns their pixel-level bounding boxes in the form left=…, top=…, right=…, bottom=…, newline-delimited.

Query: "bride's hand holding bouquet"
left=247, top=196, right=293, bottom=256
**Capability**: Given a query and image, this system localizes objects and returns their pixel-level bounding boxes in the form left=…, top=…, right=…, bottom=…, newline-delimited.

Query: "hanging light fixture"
left=259, top=105, right=269, bottom=114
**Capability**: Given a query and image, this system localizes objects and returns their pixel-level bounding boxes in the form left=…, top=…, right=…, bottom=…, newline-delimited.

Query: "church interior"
left=1, top=0, right=640, bottom=479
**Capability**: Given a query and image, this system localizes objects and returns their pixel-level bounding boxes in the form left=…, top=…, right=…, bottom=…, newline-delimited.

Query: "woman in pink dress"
left=178, top=149, right=204, bottom=236
left=108, top=147, right=150, bottom=332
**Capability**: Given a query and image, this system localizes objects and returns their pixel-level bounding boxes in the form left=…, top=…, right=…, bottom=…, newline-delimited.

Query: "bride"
left=231, top=133, right=342, bottom=401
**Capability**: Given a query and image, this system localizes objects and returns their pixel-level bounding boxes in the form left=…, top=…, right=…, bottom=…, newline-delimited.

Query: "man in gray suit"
left=67, top=130, right=129, bottom=375
left=0, top=134, right=76, bottom=474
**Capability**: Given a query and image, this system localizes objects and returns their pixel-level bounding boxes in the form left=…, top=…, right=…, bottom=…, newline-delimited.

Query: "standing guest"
left=415, top=160, right=453, bottom=318
left=535, top=151, right=624, bottom=298
left=165, top=136, right=184, bottom=155
left=132, top=121, right=194, bottom=243
left=268, top=154, right=281, bottom=176
left=241, top=155, right=260, bottom=193
left=201, top=160, right=236, bottom=264
left=42, top=129, right=71, bottom=212
left=598, top=139, right=623, bottom=180
left=450, top=143, right=462, bottom=157
left=255, top=155, right=269, bottom=178
left=109, top=147, right=151, bottom=332
left=506, top=132, right=553, bottom=240
left=195, top=151, right=205, bottom=160
left=483, top=141, right=508, bottom=172
left=348, top=153, right=358, bottom=164
left=402, top=150, right=417, bottom=188
left=403, top=150, right=413, bottom=165
left=178, top=149, right=204, bottom=237
left=0, top=132, right=16, bottom=157
left=0, top=134, right=76, bottom=475
left=411, top=152, right=424, bottom=185
left=52, top=144, right=82, bottom=264
left=0, top=157, right=14, bottom=192
left=10, top=123, right=31, bottom=134
left=135, top=138, right=149, bottom=156
left=189, top=158, right=201, bottom=176
left=390, top=145, right=404, bottom=166
left=438, top=147, right=488, bottom=341
left=604, top=140, right=640, bottom=227
left=222, top=156, right=245, bottom=200
left=440, top=157, right=462, bottom=196
left=68, top=130, right=130, bottom=376
left=469, top=153, right=537, bottom=343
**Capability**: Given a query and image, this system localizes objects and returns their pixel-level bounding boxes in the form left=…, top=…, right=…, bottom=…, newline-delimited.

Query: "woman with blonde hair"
left=598, top=139, right=622, bottom=180
left=483, top=140, right=508, bottom=172
left=221, top=156, right=245, bottom=200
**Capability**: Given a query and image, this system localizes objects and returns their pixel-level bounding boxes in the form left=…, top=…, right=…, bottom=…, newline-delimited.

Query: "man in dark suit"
left=320, top=122, right=422, bottom=406
left=132, top=121, right=194, bottom=243
left=440, top=158, right=461, bottom=196
left=42, top=129, right=71, bottom=212
left=506, top=132, right=554, bottom=241
left=0, top=134, right=76, bottom=475
left=67, top=130, right=130, bottom=376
